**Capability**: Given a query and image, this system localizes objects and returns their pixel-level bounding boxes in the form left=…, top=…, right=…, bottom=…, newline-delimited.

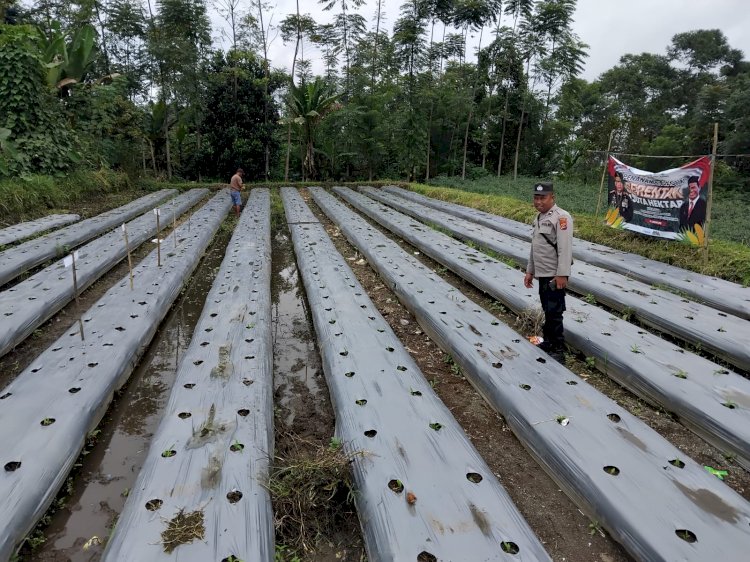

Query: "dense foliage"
left=1, top=0, right=749, bottom=187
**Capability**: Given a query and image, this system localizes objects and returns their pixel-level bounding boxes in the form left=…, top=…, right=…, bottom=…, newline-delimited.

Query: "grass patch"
left=405, top=179, right=750, bottom=285
left=0, top=169, right=134, bottom=224
left=267, top=433, right=360, bottom=555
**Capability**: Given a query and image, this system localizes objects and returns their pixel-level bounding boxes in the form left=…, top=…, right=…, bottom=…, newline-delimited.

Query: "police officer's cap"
left=533, top=182, right=554, bottom=194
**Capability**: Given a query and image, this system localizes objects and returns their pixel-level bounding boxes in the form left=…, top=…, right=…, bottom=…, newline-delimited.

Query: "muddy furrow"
left=283, top=187, right=551, bottom=562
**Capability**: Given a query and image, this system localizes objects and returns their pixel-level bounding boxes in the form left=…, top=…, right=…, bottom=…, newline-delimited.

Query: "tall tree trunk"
left=165, top=120, right=172, bottom=179
left=461, top=27, right=483, bottom=180
left=371, top=0, right=382, bottom=95
left=497, top=93, right=509, bottom=176
left=284, top=0, right=302, bottom=182
left=93, top=1, right=111, bottom=74
left=513, top=96, right=526, bottom=181
left=425, top=22, right=445, bottom=181
left=256, top=0, right=271, bottom=180
left=481, top=84, right=492, bottom=169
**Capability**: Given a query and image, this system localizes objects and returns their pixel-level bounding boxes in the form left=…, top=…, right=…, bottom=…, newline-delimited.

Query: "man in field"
left=524, top=182, right=574, bottom=361
left=229, top=168, right=244, bottom=217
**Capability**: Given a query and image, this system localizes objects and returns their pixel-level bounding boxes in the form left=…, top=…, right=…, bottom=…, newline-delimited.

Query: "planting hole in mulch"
left=226, top=490, right=243, bottom=503
left=160, top=508, right=205, bottom=553
left=675, top=529, right=697, bottom=543
left=388, top=479, right=404, bottom=494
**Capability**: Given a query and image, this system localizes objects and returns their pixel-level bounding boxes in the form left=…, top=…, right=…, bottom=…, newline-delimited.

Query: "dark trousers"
left=538, top=277, right=566, bottom=350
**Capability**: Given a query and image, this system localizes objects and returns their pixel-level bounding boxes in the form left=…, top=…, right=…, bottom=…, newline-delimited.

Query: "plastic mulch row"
left=362, top=187, right=750, bottom=372
left=0, top=189, right=208, bottom=359
left=282, top=187, right=551, bottom=562
left=0, top=189, right=176, bottom=287
left=383, top=185, right=750, bottom=321
left=104, top=189, right=274, bottom=561
left=310, top=186, right=750, bottom=562
left=334, top=186, right=750, bottom=470
left=0, top=214, right=80, bottom=247
left=0, top=191, right=231, bottom=560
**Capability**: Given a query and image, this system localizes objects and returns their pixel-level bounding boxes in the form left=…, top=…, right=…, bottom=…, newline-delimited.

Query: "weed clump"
left=161, top=508, right=205, bottom=553
left=268, top=433, right=359, bottom=554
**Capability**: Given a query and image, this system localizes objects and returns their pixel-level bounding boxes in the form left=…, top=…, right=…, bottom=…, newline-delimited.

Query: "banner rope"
left=587, top=150, right=750, bottom=159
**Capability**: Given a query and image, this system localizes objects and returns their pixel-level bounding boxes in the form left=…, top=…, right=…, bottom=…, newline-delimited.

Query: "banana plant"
left=38, top=23, right=98, bottom=91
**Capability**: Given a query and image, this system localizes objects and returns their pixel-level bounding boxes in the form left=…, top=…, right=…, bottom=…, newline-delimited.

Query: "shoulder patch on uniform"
left=559, top=217, right=568, bottom=230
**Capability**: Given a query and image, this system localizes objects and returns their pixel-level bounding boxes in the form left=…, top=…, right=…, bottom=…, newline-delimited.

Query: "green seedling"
left=328, top=437, right=342, bottom=451
left=673, top=370, right=688, bottom=379
left=161, top=445, right=177, bottom=458
left=230, top=440, right=245, bottom=452
left=589, top=520, right=603, bottom=536
left=630, top=344, right=641, bottom=354
left=585, top=356, right=596, bottom=368
left=429, top=422, right=443, bottom=431
left=584, top=293, right=596, bottom=304
left=621, top=307, right=634, bottom=321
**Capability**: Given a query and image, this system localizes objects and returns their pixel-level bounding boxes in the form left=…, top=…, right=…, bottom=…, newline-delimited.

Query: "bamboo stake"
left=595, top=129, right=616, bottom=219
left=69, top=251, right=84, bottom=341
left=122, top=223, right=134, bottom=290
left=703, top=122, right=719, bottom=259
left=172, top=202, right=177, bottom=249
left=155, top=208, right=161, bottom=267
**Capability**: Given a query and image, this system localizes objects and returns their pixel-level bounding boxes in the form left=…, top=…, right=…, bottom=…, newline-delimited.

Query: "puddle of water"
left=27, top=223, right=231, bottom=562
left=272, top=230, right=326, bottom=430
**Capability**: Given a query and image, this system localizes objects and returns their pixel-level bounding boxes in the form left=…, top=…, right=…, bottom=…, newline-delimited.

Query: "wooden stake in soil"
left=595, top=129, right=616, bottom=219
left=154, top=208, right=162, bottom=267
left=172, top=202, right=177, bottom=248
left=65, top=250, right=84, bottom=341
left=122, top=223, right=134, bottom=290
left=703, top=122, right=719, bottom=259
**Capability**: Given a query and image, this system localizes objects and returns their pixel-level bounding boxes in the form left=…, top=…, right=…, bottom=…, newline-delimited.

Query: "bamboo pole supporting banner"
left=703, top=122, right=719, bottom=257
left=595, top=129, right=615, bottom=218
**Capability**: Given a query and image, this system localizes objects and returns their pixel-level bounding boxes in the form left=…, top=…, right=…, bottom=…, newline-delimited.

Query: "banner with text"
left=605, top=156, right=711, bottom=244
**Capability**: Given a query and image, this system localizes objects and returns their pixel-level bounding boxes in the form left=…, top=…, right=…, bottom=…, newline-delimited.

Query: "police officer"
left=523, top=182, right=573, bottom=358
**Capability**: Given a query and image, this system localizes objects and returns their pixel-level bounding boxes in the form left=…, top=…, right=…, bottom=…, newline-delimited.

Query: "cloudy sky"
left=211, top=0, right=750, bottom=81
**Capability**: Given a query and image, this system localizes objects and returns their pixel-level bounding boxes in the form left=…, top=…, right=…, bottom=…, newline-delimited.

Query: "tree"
left=198, top=50, right=282, bottom=180
left=287, top=78, right=341, bottom=179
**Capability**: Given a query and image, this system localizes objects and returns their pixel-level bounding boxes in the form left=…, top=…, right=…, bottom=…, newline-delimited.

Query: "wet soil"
left=301, top=188, right=750, bottom=562
left=270, top=204, right=366, bottom=561
left=16, top=215, right=234, bottom=562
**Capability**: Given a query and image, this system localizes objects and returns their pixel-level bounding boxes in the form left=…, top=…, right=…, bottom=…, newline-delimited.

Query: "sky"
left=210, top=0, right=750, bottom=81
